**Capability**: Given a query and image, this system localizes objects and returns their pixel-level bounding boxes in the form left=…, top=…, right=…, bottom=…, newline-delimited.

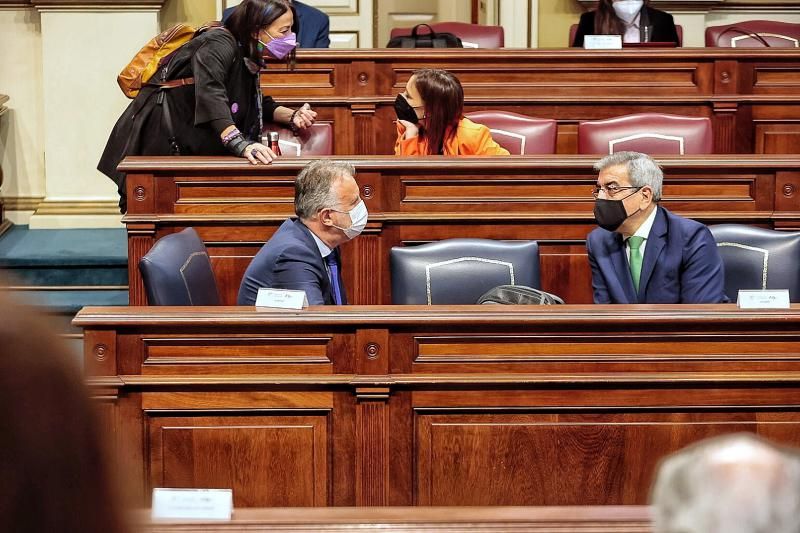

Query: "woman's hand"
left=398, top=119, right=419, bottom=140
left=242, top=142, right=276, bottom=164
left=292, top=103, right=317, bottom=130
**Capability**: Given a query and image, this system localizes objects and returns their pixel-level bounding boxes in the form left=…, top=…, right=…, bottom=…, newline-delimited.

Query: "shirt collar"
left=629, top=205, right=658, bottom=242
left=309, top=229, right=333, bottom=258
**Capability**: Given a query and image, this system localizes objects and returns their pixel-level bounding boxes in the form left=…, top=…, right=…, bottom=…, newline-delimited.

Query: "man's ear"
left=640, top=186, right=653, bottom=206
left=318, top=208, right=333, bottom=226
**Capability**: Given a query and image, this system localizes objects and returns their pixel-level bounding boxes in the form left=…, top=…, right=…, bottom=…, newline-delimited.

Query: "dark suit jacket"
left=237, top=218, right=346, bottom=305
left=223, top=0, right=330, bottom=48
left=572, top=6, right=679, bottom=47
left=586, top=206, right=728, bottom=304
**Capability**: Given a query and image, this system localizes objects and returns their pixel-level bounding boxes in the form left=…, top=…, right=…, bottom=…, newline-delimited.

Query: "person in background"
left=238, top=160, right=366, bottom=306
left=99, top=0, right=317, bottom=213
left=651, top=433, right=800, bottom=533
left=394, top=69, right=510, bottom=156
left=223, top=0, right=330, bottom=48
left=0, top=289, right=128, bottom=532
left=572, top=0, right=679, bottom=47
left=586, top=151, right=727, bottom=304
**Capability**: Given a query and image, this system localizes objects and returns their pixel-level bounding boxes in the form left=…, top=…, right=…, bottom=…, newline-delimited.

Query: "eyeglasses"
left=592, top=184, right=642, bottom=199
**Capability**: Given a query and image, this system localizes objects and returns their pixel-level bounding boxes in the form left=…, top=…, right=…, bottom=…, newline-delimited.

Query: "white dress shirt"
left=625, top=206, right=658, bottom=262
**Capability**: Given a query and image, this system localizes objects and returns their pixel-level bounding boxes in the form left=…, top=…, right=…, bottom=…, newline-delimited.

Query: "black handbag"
left=386, top=24, right=463, bottom=48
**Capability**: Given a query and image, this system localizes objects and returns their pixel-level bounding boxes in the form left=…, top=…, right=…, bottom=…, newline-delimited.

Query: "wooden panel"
left=141, top=335, right=333, bottom=375
left=148, top=414, right=329, bottom=507
left=751, top=64, right=800, bottom=94
left=411, top=334, right=800, bottom=373
left=755, top=124, right=800, bottom=154
left=77, top=304, right=800, bottom=507
left=415, top=411, right=800, bottom=505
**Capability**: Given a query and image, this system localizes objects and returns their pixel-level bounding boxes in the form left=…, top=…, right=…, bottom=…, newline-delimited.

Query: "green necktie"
left=628, top=236, right=645, bottom=292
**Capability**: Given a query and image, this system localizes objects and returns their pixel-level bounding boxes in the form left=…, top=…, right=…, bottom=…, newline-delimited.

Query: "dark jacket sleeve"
left=315, top=15, right=330, bottom=48
left=191, top=33, right=237, bottom=126
left=262, top=96, right=279, bottom=123
left=649, top=8, right=680, bottom=46
left=573, top=12, right=595, bottom=47
left=271, top=248, right=326, bottom=305
left=587, top=232, right=612, bottom=304
left=679, top=225, right=729, bottom=303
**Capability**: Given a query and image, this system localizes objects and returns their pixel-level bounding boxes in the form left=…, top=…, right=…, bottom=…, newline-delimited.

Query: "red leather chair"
left=262, top=123, right=333, bottom=156
left=390, top=22, right=504, bottom=48
left=568, top=23, right=683, bottom=46
left=578, top=113, right=713, bottom=155
left=705, top=20, right=800, bottom=48
left=465, top=111, right=557, bottom=154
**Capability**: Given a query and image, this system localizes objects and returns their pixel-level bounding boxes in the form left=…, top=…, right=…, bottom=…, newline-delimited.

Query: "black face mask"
left=394, top=93, right=420, bottom=124
left=593, top=188, right=642, bottom=231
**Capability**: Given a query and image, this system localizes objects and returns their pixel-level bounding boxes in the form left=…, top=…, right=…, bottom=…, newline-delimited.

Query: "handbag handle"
left=410, top=24, right=438, bottom=39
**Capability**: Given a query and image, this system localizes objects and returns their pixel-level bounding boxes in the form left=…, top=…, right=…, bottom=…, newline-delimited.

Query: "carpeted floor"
left=0, top=224, right=127, bottom=267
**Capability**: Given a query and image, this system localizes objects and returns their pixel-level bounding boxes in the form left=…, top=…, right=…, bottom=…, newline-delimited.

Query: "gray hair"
left=651, top=433, right=800, bottom=533
left=294, top=160, right=356, bottom=219
left=593, top=151, right=663, bottom=201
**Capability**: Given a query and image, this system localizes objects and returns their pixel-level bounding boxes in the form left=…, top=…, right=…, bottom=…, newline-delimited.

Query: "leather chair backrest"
left=578, top=112, right=713, bottom=155
left=139, top=228, right=221, bottom=306
left=390, top=238, right=540, bottom=304
left=390, top=22, right=504, bottom=48
left=569, top=23, right=683, bottom=46
left=709, top=224, right=800, bottom=302
left=464, top=111, right=557, bottom=154
left=705, top=20, right=800, bottom=48
left=262, top=123, right=333, bottom=156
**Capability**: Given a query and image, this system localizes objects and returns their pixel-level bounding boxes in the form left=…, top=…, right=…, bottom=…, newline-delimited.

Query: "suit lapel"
left=295, top=219, right=334, bottom=304
left=637, top=207, right=667, bottom=301
left=608, top=232, right=638, bottom=304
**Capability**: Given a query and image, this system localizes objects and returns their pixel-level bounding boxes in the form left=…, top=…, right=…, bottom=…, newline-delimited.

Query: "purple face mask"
left=259, top=31, right=297, bottom=60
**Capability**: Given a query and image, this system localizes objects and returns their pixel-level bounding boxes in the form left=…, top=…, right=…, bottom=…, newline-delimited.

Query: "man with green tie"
left=586, top=151, right=728, bottom=304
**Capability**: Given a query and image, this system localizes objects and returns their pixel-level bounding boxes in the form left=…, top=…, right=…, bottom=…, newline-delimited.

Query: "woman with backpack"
left=98, top=0, right=316, bottom=213
left=394, top=69, right=509, bottom=157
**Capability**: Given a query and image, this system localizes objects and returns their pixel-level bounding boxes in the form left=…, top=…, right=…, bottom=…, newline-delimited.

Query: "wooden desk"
left=76, top=304, right=800, bottom=508
left=140, top=506, right=652, bottom=532
left=264, top=48, right=800, bottom=155
left=121, top=155, right=800, bottom=305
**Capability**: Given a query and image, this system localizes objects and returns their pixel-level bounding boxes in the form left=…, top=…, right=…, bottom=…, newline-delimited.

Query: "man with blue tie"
left=238, top=160, right=367, bottom=305
left=586, top=151, right=728, bottom=304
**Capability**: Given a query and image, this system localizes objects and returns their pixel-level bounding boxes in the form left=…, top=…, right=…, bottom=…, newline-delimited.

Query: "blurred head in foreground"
left=651, top=433, right=800, bottom=533
left=0, top=290, right=127, bottom=532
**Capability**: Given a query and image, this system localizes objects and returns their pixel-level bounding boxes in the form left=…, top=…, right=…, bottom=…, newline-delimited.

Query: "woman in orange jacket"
left=394, top=69, right=510, bottom=156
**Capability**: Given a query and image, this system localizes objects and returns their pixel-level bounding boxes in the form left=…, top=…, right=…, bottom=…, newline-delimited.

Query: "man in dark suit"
left=586, top=151, right=728, bottom=304
left=223, top=0, right=330, bottom=48
left=238, top=160, right=366, bottom=305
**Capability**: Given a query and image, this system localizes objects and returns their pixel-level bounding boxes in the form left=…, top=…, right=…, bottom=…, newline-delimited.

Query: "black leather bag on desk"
left=477, top=285, right=564, bottom=305
left=386, top=24, right=463, bottom=48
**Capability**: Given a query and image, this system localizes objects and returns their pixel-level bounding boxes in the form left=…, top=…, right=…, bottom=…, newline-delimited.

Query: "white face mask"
left=613, top=0, right=644, bottom=22
left=331, top=199, right=368, bottom=240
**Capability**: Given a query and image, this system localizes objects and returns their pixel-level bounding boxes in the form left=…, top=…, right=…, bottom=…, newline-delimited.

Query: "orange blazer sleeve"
left=394, top=121, right=424, bottom=155
left=470, top=123, right=510, bottom=156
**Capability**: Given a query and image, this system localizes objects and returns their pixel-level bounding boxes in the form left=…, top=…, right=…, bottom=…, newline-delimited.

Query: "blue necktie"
left=326, top=253, right=343, bottom=305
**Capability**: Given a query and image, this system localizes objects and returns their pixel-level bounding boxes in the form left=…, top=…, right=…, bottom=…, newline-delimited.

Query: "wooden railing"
left=141, top=506, right=652, bottom=532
